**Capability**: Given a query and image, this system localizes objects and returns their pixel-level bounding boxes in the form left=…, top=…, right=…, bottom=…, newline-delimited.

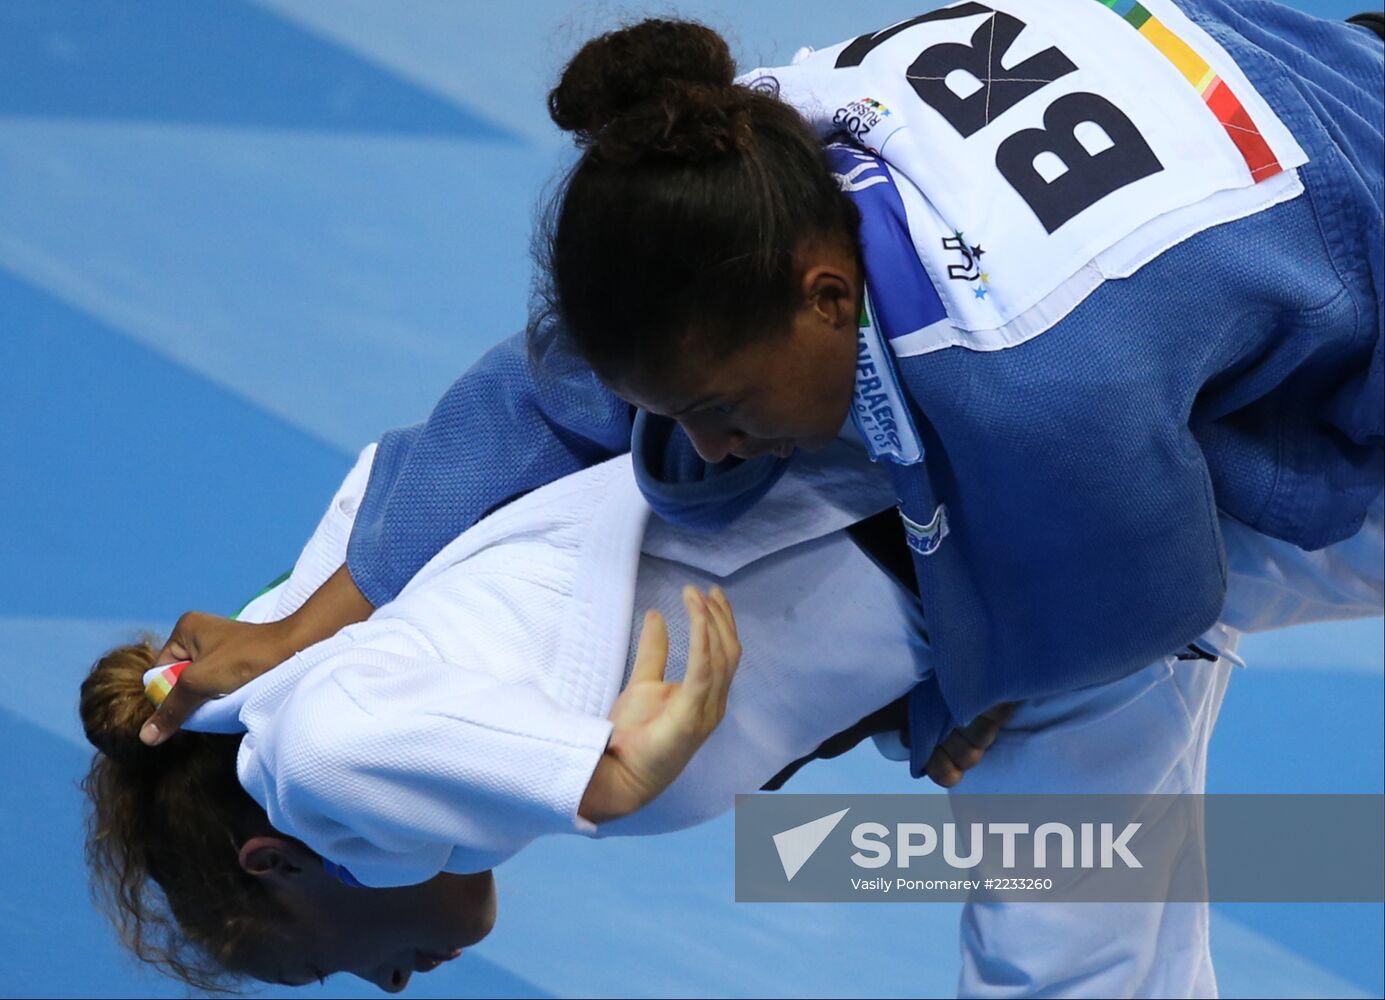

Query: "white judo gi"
left=950, top=491, right=1383, bottom=1000
left=215, top=440, right=929, bottom=884
left=207, top=439, right=1380, bottom=998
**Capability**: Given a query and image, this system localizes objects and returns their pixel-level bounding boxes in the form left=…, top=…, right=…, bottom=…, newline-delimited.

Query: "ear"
left=238, top=836, right=314, bottom=881
left=801, top=262, right=858, bottom=331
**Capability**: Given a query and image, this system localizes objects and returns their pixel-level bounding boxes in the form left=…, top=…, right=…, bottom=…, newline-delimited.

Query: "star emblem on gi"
left=942, top=230, right=992, bottom=301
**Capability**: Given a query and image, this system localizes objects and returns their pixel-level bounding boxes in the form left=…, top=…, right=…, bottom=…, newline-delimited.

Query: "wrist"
left=578, top=753, right=637, bottom=825
left=274, top=608, right=320, bottom=655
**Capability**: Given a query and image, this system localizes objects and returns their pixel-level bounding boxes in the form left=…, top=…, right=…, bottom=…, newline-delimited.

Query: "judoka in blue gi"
left=145, top=2, right=1383, bottom=996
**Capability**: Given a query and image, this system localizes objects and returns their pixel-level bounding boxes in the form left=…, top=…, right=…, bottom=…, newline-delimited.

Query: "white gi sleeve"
left=265, top=442, right=378, bottom=622
left=237, top=646, right=613, bottom=887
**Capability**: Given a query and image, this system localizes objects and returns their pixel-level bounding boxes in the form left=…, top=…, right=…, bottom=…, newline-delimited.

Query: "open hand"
left=580, top=585, right=741, bottom=822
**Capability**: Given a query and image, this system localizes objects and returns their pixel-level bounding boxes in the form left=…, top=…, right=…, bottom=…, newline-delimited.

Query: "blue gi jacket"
left=347, top=0, right=1382, bottom=779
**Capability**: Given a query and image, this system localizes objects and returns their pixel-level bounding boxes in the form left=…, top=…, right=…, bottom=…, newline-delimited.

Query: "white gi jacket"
left=221, top=441, right=928, bottom=887
left=204, top=441, right=1380, bottom=891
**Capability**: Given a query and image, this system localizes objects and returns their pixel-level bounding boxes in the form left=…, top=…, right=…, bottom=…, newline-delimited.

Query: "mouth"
left=413, top=948, right=463, bottom=973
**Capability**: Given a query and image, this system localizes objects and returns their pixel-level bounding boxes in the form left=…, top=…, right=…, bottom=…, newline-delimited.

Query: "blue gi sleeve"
left=347, top=331, right=635, bottom=607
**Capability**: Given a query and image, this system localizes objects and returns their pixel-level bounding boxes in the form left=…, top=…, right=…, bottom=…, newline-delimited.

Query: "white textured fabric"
left=737, top=0, right=1307, bottom=356
left=954, top=644, right=1235, bottom=999
left=602, top=536, right=926, bottom=836
left=202, top=436, right=1378, bottom=892
left=267, top=441, right=379, bottom=622
left=228, top=441, right=926, bottom=886
left=1219, top=489, right=1385, bottom=632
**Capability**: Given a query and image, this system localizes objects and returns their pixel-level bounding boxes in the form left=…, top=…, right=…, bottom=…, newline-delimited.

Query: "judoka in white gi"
left=84, top=436, right=941, bottom=991
left=204, top=439, right=932, bottom=878
left=118, top=10, right=1382, bottom=993
left=102, top=427, right=1380, bottom=995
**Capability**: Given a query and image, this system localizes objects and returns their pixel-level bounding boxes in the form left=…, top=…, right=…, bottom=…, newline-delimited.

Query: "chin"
left=459, top=872, right=498, bottom=946
left=433, top=869, right=497, bottom=947
left=471, top=881, right=498, bottom=944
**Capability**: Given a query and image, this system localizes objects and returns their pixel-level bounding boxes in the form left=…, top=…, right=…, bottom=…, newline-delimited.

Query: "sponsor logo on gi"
left=900, top=504, right=949, bottom=556
left=942, top=230, right=991, bottom=301
left=833, top=96, right=892, bottom=145
left=853, top=335, right=904, bottom=453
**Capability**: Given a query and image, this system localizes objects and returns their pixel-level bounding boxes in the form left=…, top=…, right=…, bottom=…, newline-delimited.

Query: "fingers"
left=142, top=612, right=227, bottom=744
left=678, top=586, right=714, bottom=707
left=154, top=611, right=204, bottom=667
left=140, top=671, right=210, bottom=746
left=700, top=586, right=740, bottom=717
left=925, top=702, right=1016, bottom=789
left=977, top=702, right=1017, bottom=726
left=675, top=585, right=738, bottom=730
left=703, top=587, right=740, bottom=671
left=957, top=712, right=1005, bottom=756
left=629, top=609, right=669, bottom=686
left=925, top=747, right=965, bottom=788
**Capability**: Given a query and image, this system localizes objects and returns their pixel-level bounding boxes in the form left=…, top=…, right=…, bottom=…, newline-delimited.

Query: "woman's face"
left=607, top=253, right=861, bottom=464
left=234, top=839, right=496, bottom=993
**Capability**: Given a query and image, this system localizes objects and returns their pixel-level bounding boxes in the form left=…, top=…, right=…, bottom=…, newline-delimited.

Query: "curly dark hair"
left=530, top=17, right=860, bottom=383
left=79, top=638, right=291, bottom=992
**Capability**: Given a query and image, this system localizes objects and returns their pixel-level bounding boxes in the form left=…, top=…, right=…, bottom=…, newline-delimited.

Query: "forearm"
left=274, top=563, right=375, bottom=656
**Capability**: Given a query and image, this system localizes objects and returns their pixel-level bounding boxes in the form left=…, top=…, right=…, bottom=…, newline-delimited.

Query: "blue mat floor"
left=2, top=1, right=1379, bottom=996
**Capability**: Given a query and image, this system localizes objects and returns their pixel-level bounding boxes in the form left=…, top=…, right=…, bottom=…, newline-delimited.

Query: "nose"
left=680, top=421, right=742, bottom=465
left=363, top=965, right=412, bottom=993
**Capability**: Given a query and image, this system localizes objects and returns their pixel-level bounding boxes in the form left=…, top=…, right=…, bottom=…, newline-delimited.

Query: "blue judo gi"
left=346, top=0, right=1382, bottom=780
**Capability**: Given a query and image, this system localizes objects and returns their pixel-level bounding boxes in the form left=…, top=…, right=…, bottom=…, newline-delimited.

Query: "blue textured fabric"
left=888, top=0, right=1384, bottom=776
left=347, top=0, right=1382, bottom=776
left=347, top=334, right=785, bottom=606
left=347, top=334, right=634, bottom=606
left=632, top=409, right=788, bottom=530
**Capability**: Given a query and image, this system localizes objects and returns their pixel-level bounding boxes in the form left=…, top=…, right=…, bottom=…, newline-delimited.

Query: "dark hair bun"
left=80, top=639, right=161, bottom=765
left=548, top=19, right=748, bottom=161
